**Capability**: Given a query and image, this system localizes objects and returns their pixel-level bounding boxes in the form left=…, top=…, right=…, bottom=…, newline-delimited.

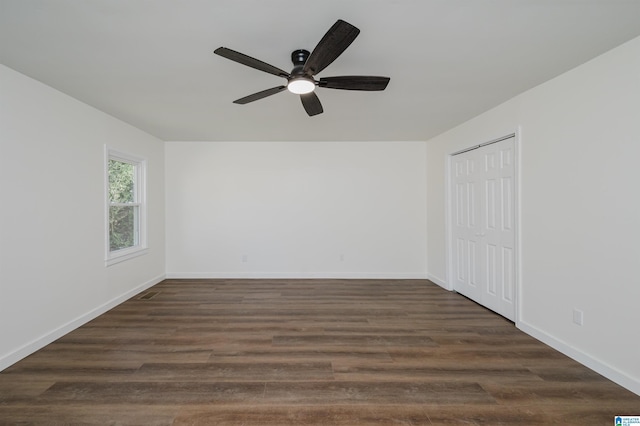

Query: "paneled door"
left=450, top=136, right=516, bottom=321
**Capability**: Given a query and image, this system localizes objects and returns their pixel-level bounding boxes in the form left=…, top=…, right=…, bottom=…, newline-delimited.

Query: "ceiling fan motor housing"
left=290, top=49, right=310, bottom=76
left=287, top=49, right=315, bottom=94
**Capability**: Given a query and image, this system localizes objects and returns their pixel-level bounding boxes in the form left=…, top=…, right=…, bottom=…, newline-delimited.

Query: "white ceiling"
left=2, top=0, right=640, bottom=142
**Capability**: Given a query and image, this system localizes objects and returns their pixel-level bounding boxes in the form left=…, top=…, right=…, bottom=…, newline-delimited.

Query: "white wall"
left=0, top=65, right=165, bottom=370
left=426, top=36, right=640, bottom=394
left=166, top=141, right=427, bottom=278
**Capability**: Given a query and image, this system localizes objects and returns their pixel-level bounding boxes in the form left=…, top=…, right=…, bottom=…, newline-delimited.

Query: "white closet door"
left=451, top=149, right=483, bottom=303
left=451, top=137, right=516, bottom=321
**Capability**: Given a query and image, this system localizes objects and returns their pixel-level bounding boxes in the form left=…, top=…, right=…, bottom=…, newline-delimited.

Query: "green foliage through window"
left=109, top=159, right=134, bottom=203
left=109, top=159, right=138, bottom=251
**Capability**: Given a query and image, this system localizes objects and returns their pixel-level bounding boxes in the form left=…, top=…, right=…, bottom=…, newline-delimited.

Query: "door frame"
left=445, top=131, right=521, bottom=323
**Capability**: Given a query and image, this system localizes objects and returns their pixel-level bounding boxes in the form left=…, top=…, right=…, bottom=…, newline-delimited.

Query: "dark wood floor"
left=1, top=279, right=638, bottom=425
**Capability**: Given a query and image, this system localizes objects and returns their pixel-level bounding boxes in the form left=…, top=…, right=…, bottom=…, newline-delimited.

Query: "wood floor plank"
left=0, top=405, right=177, bottom=426
left=263, top=380, right=496, bottom=405
left=272, top=334, right=439, bottom=347
left=135, top=362, right=335, bottom=381
left=173, top=404, right=433, bottom=426
left=0, top=278, right=638, bottom=425
left=39, top=381, right=266, bottom=404
left=332, top=364, right=542, bottom=384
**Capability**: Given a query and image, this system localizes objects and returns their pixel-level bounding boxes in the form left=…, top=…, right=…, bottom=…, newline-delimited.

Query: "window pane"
left=109, top=205, right=138, bottom=251
left=108, top=159, right=134, bottom=203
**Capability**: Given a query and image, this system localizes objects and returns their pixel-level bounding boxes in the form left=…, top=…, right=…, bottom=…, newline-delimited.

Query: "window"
left=105, top=148, right=147, bottom=265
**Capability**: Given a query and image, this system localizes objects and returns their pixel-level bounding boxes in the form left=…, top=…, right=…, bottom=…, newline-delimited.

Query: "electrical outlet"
left=242, top=254, right=248, bottom=263
left=573, top=308, right=584, bottom=326
left=339, top=254, right=345, bottom=262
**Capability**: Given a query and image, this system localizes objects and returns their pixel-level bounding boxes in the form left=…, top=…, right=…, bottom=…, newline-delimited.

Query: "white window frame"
left=105, top=146, right=148, bottom=266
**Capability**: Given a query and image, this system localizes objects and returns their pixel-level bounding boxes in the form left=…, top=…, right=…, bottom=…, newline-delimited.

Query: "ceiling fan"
left=214, top=19, right=390, bottom=117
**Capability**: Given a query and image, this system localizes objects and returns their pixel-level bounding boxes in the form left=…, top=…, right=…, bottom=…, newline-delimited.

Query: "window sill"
left=106, top=247, right=149, bottom=267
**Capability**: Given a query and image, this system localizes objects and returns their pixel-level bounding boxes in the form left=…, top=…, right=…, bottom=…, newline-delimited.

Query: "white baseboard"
left=0, top=273, right=165, bottom=372
left=165, top=272, right=429, bottom=279
left=427, top=273, right=449, bottom=289
left=517, top=320, right=640, bottom=396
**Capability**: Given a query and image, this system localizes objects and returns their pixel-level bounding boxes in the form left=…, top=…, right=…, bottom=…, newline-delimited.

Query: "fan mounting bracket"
left=291, top=49, right=310, bottom=66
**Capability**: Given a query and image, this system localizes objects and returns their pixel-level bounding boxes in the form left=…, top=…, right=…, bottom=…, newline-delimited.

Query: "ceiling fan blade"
left=300, top=92, right=323, bottom=116
left=319, top=76, right=390, bottom=91
left=214, top=47, right=290, bottom=78
left=233, top=86, right=287, bottom=104
left=303, top=19, right=360, bottom=76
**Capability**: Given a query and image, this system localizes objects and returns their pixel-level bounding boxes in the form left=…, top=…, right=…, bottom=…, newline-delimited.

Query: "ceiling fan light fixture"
left=287, top=77, right=315, bottom=94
